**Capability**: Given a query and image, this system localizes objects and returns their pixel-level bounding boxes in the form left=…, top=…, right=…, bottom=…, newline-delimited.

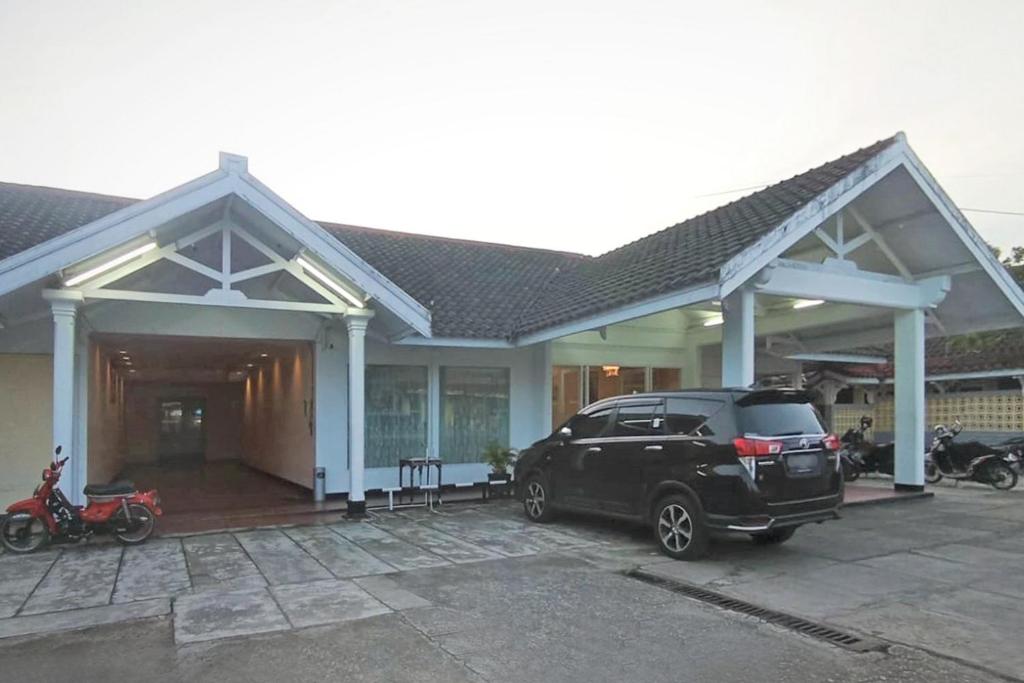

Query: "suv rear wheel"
left=653, top=494, right=708, bottom=561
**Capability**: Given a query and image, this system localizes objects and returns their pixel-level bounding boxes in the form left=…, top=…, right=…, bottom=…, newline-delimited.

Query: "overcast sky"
left=1, top=1, right=1021, bottom=256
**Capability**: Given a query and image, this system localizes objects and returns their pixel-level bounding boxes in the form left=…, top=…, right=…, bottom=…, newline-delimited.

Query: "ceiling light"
left=296, top=256, right=364, bottom=308
left=793, top=299, right=825, bottom=310
left=703, top=315, right=724, bottom=327
left=246, top=363, right=254, bottom=368
left=259, top=353, right=269, bottom=358
left=128, top=369, right=136, bottom=373
left=64, top=242, right=158, bottom=287
left=118, top=350, right=128, bottom=354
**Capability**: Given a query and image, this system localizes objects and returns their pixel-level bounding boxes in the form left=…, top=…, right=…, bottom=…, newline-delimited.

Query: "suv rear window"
left=736, top=402, right=827, bottom=437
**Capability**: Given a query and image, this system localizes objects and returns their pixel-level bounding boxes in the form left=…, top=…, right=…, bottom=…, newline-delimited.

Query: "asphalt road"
left=0, top=552, right=1002, bottom=683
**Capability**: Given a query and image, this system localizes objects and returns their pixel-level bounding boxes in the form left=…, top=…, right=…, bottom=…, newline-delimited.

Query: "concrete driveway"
left=0, top=486, right=1021, bottom=680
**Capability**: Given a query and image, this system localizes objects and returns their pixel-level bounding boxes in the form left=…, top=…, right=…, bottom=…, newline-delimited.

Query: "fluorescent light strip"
left=703, top=315, right=724, bottom=327
left=64, top=242, right=158, bottom=287
left=792, top=299, right=825, bottom=309
left=296, top=257, right=364, bottom=308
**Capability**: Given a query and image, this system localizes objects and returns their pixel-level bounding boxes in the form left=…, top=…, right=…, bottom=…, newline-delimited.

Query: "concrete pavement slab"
left=854, top=551, right=994, bottom=585
left=270, top=579, right=390, bottom=629
left=173, top=586, right=289, bottom=644
left=369, top=519, right=502, bottom=564
left=182, top=533, right=266, bottom=592
left=353, top=574, right=433, bottom=610
left=914, top=541, right=1024, bottom=567
left=0, top=597, right=169, bottom=640
left=330, top=522, right=450, bottom=571
left=283, top=525, right=396, bottom=578
left=233, top=529, right=332, bottom=585
left=112, top=538, right=190, bottom=603
left=423, top=512, right=546, bottom=557
left=20, top=545, right=122, bottom=615
left=0, top=550, right=60, bottom=618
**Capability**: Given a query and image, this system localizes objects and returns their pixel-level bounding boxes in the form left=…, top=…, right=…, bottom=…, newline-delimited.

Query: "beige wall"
left=87, top=342, right=127, bottom=484
left=241, top=344, right=314, bottom=489
left=123, top=382, right=243, bottom=463
left=0, top=354, right=53, bottom=508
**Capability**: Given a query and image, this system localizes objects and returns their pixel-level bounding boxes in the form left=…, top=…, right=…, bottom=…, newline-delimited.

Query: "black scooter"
left=839, top=416, right=894, bottom=478
left=925, top=421, right=1018, bottom=490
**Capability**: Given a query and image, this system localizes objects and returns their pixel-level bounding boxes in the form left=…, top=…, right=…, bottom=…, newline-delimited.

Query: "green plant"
left=482, top=441, right=513, bottom=474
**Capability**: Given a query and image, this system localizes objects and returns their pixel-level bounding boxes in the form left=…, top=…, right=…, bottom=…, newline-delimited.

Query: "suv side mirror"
left=557, top=426, right=573, bottom=441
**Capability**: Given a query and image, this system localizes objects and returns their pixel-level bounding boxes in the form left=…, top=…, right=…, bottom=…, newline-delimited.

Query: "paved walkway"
left=0, top=501, right=611, bottom=644
left=1, top=488, right=1022, bottom=679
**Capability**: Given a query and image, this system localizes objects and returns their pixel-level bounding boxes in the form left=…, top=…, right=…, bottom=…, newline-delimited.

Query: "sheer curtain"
left=440, top=367, right=510, bottom=463
left=365, top=365, right=428, bottom=468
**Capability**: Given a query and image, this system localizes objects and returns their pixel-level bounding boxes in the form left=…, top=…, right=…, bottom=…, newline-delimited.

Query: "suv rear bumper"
left=704, top=493, right=842, bottom=532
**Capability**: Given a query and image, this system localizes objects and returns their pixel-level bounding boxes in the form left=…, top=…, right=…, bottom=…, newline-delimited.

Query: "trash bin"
left=314, top=466, right=326, bottom=502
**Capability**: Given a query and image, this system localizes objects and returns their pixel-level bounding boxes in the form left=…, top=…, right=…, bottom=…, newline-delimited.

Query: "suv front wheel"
left=522, top=475, right=556, bottom=523
left=653, top=494, right=708, bottom=561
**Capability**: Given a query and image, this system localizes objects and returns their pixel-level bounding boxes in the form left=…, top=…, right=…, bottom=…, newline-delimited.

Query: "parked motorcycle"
left=839, top=416, right=894, bottom=478
left=1, top=446, right=162, bottom=553
left=924, top=421, right=1018, bottom=490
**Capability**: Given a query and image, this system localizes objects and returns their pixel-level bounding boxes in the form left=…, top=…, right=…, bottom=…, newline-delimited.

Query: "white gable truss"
left=0, top=153, right=432, bottom=336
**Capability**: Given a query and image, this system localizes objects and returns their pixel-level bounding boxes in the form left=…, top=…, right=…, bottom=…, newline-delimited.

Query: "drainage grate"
left=625, top=569, right=886, bottom=653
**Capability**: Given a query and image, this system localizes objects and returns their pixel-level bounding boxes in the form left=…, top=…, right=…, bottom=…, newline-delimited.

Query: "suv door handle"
left=586, top=446, right=602, bottom=453
left=644, top=445, right=663, bottom=451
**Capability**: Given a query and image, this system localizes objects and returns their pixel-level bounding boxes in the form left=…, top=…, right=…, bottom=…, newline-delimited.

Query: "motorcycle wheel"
left=114, top=503, right=156, bottom=545
left=924, top=461, right=943, bottom=484
left=985, top=461, right=1017, bottom=491
left=0, top=513, right=50, bottom=553
left=845, top=461, right=860, bottom=482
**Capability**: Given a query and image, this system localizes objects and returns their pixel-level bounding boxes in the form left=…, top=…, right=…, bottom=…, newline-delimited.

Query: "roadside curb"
left=841, top=490, right=934, bottom=508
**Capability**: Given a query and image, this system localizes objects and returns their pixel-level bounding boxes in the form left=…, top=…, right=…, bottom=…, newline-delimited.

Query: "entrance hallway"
left=91, top=334, right=317, bottom=519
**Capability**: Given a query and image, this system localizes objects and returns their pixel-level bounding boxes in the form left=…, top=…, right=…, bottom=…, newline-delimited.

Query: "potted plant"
left=483, top=441, right=514, bottom=498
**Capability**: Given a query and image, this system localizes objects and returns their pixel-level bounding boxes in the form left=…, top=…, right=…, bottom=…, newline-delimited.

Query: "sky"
left=0, top=0, right=1021, bottom=257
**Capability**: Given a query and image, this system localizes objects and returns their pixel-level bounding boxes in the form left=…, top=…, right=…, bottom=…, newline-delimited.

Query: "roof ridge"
left=0, top=180, right=138, bottom=203
left=589, top=135, right=899, bottom=262
left=319, top=220, right=590, bottom=259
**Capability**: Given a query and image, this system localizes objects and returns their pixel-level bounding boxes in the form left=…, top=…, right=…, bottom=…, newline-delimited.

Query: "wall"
left=87, top=342, right=126, bottom=484
left=241, top=343, right=315, bottom=489
left=0, top=354, right=53, bottom=508
left=123, top=381, right=243, bottom=463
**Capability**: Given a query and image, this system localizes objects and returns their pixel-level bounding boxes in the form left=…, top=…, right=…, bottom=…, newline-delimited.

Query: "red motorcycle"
left=1, top=446, right=162, bottom=553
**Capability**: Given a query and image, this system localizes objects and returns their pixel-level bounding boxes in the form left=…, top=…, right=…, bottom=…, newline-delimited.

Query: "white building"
left=1, top=133, right=1021, bottom=514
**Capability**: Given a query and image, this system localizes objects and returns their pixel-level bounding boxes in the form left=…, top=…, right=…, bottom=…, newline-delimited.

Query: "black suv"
left=514, top=388, right=843, bottom=560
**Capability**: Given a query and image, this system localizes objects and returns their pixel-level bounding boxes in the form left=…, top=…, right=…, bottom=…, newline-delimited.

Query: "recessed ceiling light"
left=259, top=353, right=269, bottom=358
left=246, top=363, right=255, bottom=368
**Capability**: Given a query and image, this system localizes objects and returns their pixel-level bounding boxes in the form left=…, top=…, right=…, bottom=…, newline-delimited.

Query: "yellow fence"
left=831, top=390, right=1024, bottom=434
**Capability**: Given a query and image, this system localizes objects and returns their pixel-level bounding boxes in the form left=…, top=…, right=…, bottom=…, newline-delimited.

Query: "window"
left=440, top=367, right=510, bottom=463
left=588, top=366, right=645, bottom=403
left=365, top=365, right=428, bottom=468
left=610, top=402, right=664, bottom=437
left=665, top=398, right=725, bottom=436
left=568, top=407, right=614, bottom=439
left=736, top=402, right=826, bottom=437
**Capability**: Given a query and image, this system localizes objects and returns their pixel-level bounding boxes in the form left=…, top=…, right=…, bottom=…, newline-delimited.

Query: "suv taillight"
left=733, top=438, right=784, bottom=457
left=822, top=434, right=840, bottom=451
left=733, top=437, right=783, bottom=479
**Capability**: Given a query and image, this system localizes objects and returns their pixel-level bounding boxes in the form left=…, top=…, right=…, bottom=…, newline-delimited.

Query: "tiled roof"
left=319, top=223, right=587, bottom=338
left=820, top=333, right=1024, bottom=379
left=0, top=136, right=900, bottom=339
left=514, top=136, right=899, bottom=336
left=0, top=183, right=134, bottom=261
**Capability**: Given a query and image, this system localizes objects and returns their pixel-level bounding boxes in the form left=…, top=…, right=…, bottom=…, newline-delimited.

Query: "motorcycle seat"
left=83, top=481, right=136, bottom=497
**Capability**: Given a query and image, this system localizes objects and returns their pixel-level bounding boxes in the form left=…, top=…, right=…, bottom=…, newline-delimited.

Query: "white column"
left=314, top=325, right=348, bottom=498
left=721, top=288, right=755, bottom=387
left=345, top=313, right=371, bottom=515
left=44, top=292, right=81, bottom=499
left=893, top=308, right=926, bottom=490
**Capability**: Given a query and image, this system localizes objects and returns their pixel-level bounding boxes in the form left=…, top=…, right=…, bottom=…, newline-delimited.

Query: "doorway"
left=158, top=397, right=207, bottom=462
